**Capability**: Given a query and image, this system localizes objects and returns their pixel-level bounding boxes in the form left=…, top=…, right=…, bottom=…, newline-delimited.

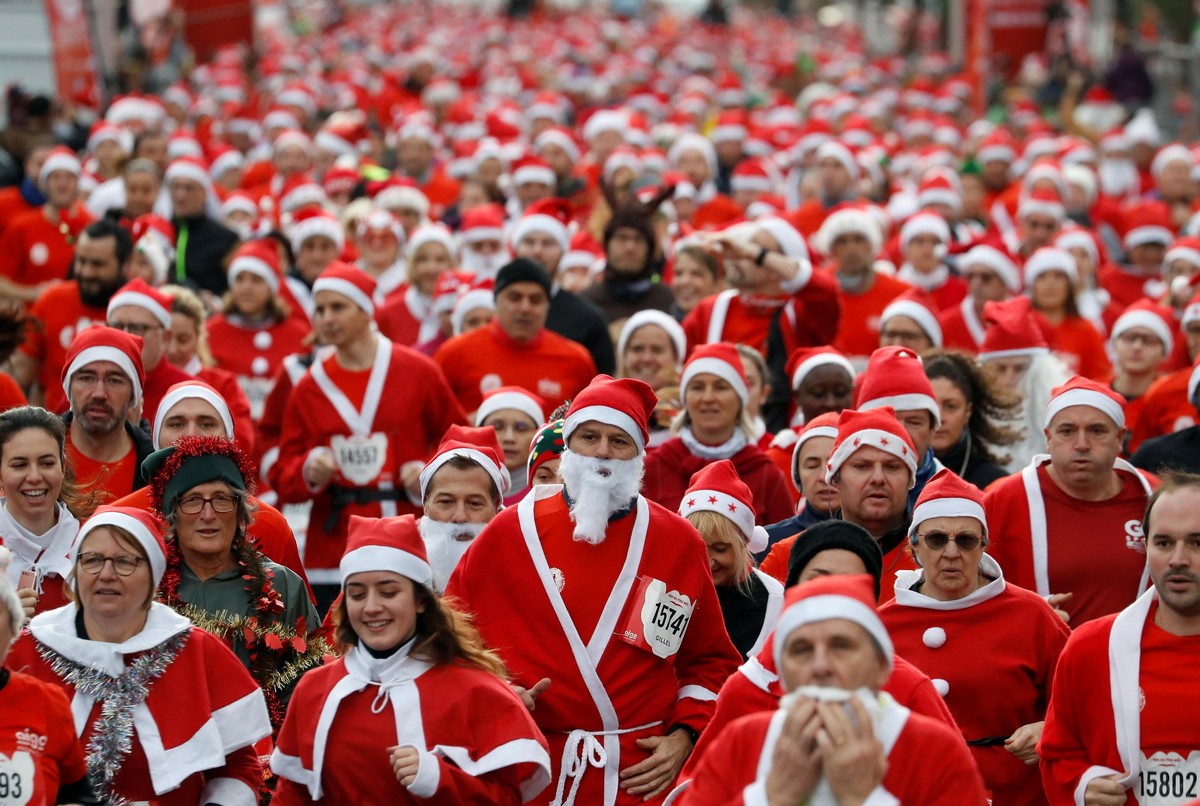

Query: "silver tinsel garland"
left=37, top=631, right=191, bottom=805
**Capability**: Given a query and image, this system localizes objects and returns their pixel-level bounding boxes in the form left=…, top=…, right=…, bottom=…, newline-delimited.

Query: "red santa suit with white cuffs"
left=445, top=377, right=741, bottom=806
left=271, top=515, right=551, bottom=805
left=878, top=471, right=1070, bottom=805
left=7, top=508, right=271, bottom=806
left=1040, top=588, right=1200, bottom=806
left=270, top=264, right=467, bottom=574
left=983, top=377, right=1158, bottom=626
left=682, top=575, right=988, bottom=806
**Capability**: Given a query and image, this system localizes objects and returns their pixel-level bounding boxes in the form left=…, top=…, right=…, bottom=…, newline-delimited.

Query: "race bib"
left=617, top=576, right=695, bottom=659
left=1138, top=751, right=1200, bottom=805
left=331, top=433, right=391, bottom=487
left=240, top=377, right=274, bottom=421
left=0, top=751, right=34, bottom=806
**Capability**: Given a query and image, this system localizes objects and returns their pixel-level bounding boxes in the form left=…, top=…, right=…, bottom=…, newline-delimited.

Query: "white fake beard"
left=419, top=518, right=487, bottom=593
left=1098, top=158, right=1140, bottom=199
left=461, top=247, right=511, bottom=279
left=558, top=450, right=644, bottom=545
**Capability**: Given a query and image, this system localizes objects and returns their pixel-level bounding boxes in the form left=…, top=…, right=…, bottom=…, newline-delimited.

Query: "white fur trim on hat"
left=477, top=391, right=544, bottom=431
left=452, top=290, right=495, bottom=335
left=1124, top=226, right=1175, bottom=250
left=513, top=164, right=556, bottom=187
left=681, top=357, right=749, bottom=406
left=858, top=393, right=941, bottom=429
left=977, top=144, right=1016, bottom=165
left=108, top=290, right=172, bottom=329
left=790, top=354, right=855, bottom=392
left=290, top=216, right=345, bottom=254
left=1044, top=388, right=1125, bottom=430
left=152, top=385, right=235, bottom=450
left=813, top=208, right=881, bottom=256
left=680, top=489, right=767, bottom=553
left=135, top=235, right=170, bottom=286
left=667, top=133, right=717, bottom=178
left=1152, top=143, right=1194, bottom=177
left=229, top=255, right=280, bottom=294
left=76, top=510, right=166, bottom=586
left=816, top=141, right=859, bottom=180
left=1111, top=309, right=1173, bottom=354
left=825, top=427, right=918, bottom=487
left=978, top=346, right=1049, bottom=362
left=1024, top=248, right=1078, bottom=287
left=164, top=161, right=213, bottom=194
left=1019, top=196, right=1065, bottom=221
left=1184, top=300, right=1200, bottom=328
left=962, top=245, right=1020, bottom=293
left=899, top=215, right=950, bottom=250
left=510, top=214, right=569, bottom=254
left=406, top=225, right=458, bottom=262
left=39, top=152, right=82, bottom=186
left=772, top=594, right=894, bottom=673
left=563, top=405, right=644, bottom=453
left=63, top=345, right=143, bottom=406
left=617, top=310, right=687, bottom=370
left=881, top=299, right=943, bottom=347
left=220, top=195, right=258, bottom=219
left=312, top=276, right=373, bottom=316
left=1165, top=245, right=1200, bottom=270
left=340, top=545, right=432, bottom=588
left=909, top=497, right=988, bottom=539
left=535, top=129, right=580, bottom=162
left=791, top=425, right=838, bottom=490
left=418, top=448, right=511, bottom=502
left=461, top=226, right=506, bottom=245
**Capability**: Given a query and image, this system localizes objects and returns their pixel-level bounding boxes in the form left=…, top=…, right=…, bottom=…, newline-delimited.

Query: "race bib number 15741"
left=616, top=576, right=695, bottom=659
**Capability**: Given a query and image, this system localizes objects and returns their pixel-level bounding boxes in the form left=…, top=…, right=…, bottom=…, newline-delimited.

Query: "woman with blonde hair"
left=272, top=514, right=551, bottom=804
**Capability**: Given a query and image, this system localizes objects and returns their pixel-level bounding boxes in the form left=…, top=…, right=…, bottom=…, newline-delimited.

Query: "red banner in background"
left=44, top=0, right=102, bottom=107
left=176, top=0, right=252, bottom=63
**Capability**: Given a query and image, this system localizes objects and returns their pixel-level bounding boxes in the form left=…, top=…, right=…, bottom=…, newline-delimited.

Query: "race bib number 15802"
left=1138, top=751, right=1200, bottom=805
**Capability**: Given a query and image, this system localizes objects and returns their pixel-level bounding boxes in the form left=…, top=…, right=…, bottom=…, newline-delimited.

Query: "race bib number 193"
left=0, top=751, right=34, bottom=806
left=1138, top=751, right=1200, bottom=805
left=616, top=576, right=695, bottom=659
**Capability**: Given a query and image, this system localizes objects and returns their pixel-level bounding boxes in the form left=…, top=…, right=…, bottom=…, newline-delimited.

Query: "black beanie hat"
left=785, top=519, right=885, bottom=599
left=494, top=257, right=553, bottom=298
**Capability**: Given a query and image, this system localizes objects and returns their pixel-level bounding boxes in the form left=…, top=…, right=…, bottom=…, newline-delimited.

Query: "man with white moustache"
left=447, top=375, right=740, bottom=806
left=416, top=424, right=509, bottom=592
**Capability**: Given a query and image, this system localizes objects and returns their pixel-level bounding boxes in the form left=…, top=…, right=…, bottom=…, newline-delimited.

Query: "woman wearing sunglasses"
left=8, top=505, right=271, bottom=804
left=879, top=469, right=1070, bottom=805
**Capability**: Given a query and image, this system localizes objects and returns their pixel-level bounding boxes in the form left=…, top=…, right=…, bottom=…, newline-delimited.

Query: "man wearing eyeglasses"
left=60, top=326, right=155, bottom=505
left=984, top=376, right=1159, bottom=626
left=106, top=277, right=189, bottom=425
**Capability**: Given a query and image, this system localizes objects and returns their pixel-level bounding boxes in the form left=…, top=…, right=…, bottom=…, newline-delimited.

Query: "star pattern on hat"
left=707, top=495, right=718, bottom=504
left=686, top=498, right=696, bottom=507
left=727, top=502, right=737, bottom=513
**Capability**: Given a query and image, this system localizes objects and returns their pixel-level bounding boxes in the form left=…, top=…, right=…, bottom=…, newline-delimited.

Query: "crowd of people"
left=1, top=1, right=1200, bottom=804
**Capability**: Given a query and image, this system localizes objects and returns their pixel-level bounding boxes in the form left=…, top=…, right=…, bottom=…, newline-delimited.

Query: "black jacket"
left=546, top=289, right=616, bottom=376
left=61, top=412, right=156, bottom=493
left=171, top=215, right=240, bottom=295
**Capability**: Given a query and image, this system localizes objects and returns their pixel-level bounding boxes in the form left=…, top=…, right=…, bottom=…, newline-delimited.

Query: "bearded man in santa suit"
left=1040, top=472, right=1200, bottom=806
left=984, top=376, right=1158, bottom=627
left=684, top=574, right=987, bottom=805
left=271, top=263, right=466, bottom=603
left=446, top=375, right=741, bottom=806
left=417, top=424, right=509, bottom=592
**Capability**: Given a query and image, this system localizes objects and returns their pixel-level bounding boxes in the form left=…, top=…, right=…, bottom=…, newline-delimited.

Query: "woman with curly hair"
left=923, top=351, right=1022, bottom=490
left=271, top=514, right=552, bottom=804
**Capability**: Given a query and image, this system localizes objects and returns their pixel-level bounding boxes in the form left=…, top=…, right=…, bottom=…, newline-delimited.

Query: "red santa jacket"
left=682, top=694, right=988, bottom=805
left=206, top=313, right=311, bottom=421
left=879, top=556, right=1071, bottom=805
left=18, top=282, right=107, bottom=413
left=272, top=645, right=551, bottom=804
left=376, top=284, right=439, bottom=347
left=0, top=668, right=87, bottom=805
left=271, top=335, right=467, bottom=570
left=0, top=204, right=93, bottom=288
left=446, top=485, right=741, bottom=806
left=983, top=456, right=1156, bottom=625
left=939, top=296, right=988, bottom=354
left=1128, top=367, right=1197, bottom=454
left=9, top=604, right=270, bottom=805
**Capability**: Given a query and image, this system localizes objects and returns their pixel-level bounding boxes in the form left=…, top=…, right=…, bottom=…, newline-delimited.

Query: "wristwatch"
left=669, top=722, right=700, bottom=746
left=755, top=245, right=769, bottom=266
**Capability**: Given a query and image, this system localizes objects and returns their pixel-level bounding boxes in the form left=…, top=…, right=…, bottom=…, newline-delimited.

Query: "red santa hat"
left=406, top=223, right=458, bottom=262
left=459, top=204, right=506, bottom=245
left=164, top=155, right=214, bottom=198
left=667, top=132, right=718, bottom=177
left=62, top=326, right=145, bottom=406
left=815, top=140, right=860, bottom=180
left=857, top=346, right=940, bottom=427
left=418, top=424, right=511, bottom=502
left=323, top=165, right=360, bottom=198
left=879, top=290, right=943, bottom=348
left=1018, top=186, right=1065, bottom=222
left=290, top=208, right=345, bottom=254
left=312, top=262, right=376, bottom=316
left=977, top=130, right=1017, bottom=165
left=476, top=386, right=545, bottom=429
left=1110, top=299, right=1174, bottom=354
left=512, top=155, right=557, bottom=188
left=785, top=346, right=855, bottom=393
left=679, top=459, right=768, bottom=553
left=219, top=192, right=258, bottom=221
left=812, top=206, right=882, bottom=256
left=730, top=159, right=774, bottom=195
left=1164, top=236, right=1200, bottom=271
left=562, top=375, right=659, bottom=456
left=908, top=468, right=988, bottom=544
left=107, top=277, right=173, bottom=329
left=451, top=282, right=497, bottom=335
left=1054, top=227, right=1103, bottom=268
left=87, top=122, right=133, bottom=155
left=617, top=310, right=687, bottom=370
left=960, top=244, right=1021, bottom=294
left=510, top=198, right=572, bottom=254
left=1023, top=246, right=1078, bottom=287
left=39, top=147, right=82, bottom=186
left=825, top=406, right=918, bottom=486
left=152, top=380, right=235, bottom=450
left=534, top=127, right=581, bottom=163
left=978, top=297, right=1049, bottom=361
left=340, top=514, right=433, bottom=588
left=772, top=574, right=894, bottom=677
left=790, top=411, right=841, bottom=491
left=916, top=167, right=962, bottom=211
left=1044, top=375, right=1127, bottom=430
left=1123, top=201, right=1175, bottom=251
left=273, top=128, right=314, bottom=156
left=680, top=343, right=749, bottom=407
left=357, top=208, right=405, bottom=244
left=74, top=506, right=168, bottom=586
left=898, top=212, right=950, bottom=251
left=1151, top=143, right=1194, bottom=177
left=228, top=240, right=281, bottom=294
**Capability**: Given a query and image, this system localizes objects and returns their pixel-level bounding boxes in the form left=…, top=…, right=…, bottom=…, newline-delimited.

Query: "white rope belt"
left=548, top=720, right=663, bottom=806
